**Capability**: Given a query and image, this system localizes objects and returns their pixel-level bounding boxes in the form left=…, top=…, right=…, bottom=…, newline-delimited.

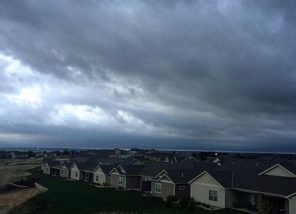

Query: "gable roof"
left=217, top=159, right=296, bottom=197
left=100, top=165, right=115, bottom=175
left=259, top=163, right=296, bottom=177
left=76, top=162, right=98, bottom=172
left=163, top=168, right=197, bottom=183
left=141, top=162, right=171, bottom=177
left=117, top=165, right=145, bottom=175
left=232, top=174, right=296, bottom=198
left=47, top=160, right=62, bottom=169
left=189, top=170, right=233, bottom=188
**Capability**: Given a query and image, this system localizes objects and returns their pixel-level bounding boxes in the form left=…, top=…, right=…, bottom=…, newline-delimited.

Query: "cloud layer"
left=0, top=0, right=296, bottom=151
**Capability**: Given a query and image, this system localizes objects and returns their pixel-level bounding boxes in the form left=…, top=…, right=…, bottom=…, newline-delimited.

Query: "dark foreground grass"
left=11, top=168, right=244, bottom=214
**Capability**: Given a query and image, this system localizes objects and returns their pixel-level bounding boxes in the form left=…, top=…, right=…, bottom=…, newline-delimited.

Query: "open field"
left=0, top=159, right=42, bottom=186
left=10, top=169, right=245, bottom=214
left=0, top=159, right=42, bottom=214
left=0, top=188, right=39, bottom=214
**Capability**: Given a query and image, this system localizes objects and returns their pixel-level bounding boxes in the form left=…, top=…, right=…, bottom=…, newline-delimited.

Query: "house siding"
left=111, top=173, right=126, bottom=188
left=93, top=172, right=106, bottom=185
left=60, top=166, right=69, bottom=178
left=151, top=181, right=175, bottom=201
left=264, top=166, right=294, bottom=177
left=70, top=165, right=80, bottom=180
left=289, top=196, right=296, bottom=214
left=191, top=173, right=226, bottom=208
left=42, top=164, right=50, bottom=175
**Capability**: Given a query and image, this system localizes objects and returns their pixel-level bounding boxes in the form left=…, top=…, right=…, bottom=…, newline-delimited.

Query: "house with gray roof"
left=110, top=164, right=145, bottom=190
left=92, top=164, right=114, bottom=185
left=189, top=161, right=296, bottom=214
left=150, top=162, right=218, bottom=201
left=140, top=162, right=171, bottom=193
left=76, top=162, right=98, bottom=183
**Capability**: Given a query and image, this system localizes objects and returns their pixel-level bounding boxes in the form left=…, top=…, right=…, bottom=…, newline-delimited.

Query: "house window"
left=209, top=190, right=218, bottom=201
left=178, top=186, right=185, bottom=190
left=118, top=177, right=123, bottom=185
left=95, top=176, right=99, bottom=182
left=155, top=183, right=161, bottom=193
left=75, top=172, right=78, bottom=177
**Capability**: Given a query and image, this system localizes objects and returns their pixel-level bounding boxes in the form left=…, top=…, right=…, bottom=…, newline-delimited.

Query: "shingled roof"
left=116, top=165, right=146, bottom=175
left=76, top=161, right=98, bottom=172
left=158, top=162, right=219, bottom=184
left=140, top=162, right=172, bottom=177
left=215, top=159, right=296, bottom=197
left=100, top=165, right=115, bottom=175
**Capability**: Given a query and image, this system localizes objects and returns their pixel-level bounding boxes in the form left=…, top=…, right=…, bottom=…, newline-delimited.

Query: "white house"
left=70, top=163, right=81, bottom=180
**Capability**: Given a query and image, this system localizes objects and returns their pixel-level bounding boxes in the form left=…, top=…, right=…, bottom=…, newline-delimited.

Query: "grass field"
left=11, top=169, right=245, bottom=214
left=0, top=159, right=41, bottom=186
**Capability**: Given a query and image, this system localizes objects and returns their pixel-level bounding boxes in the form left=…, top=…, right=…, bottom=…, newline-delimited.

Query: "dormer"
left=259, top=164, right=296, bottom=178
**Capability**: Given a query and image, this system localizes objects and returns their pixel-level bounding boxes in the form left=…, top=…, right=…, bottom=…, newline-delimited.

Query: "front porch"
left=258, top=194, right=287, bottom=214
left=232, top=191, right=258, bottom=212
left=50, top=167, right=60, bottom=177
left=81, top=171, right=94, bottom=183
left=232, top=191, right=288, bottom=214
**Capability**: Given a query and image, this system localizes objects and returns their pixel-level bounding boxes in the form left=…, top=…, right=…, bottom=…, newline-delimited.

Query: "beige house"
left=190, top=171, right=233, bottom=208
left=189, top=163, right=296, bottom=214
left=151, top=170, right=174, bottom=201
left=110, top=165, right=144, bottom=190
left=41, top=162, right=50, bottom=175
left=70, top=163, right=81, bottom=180
left=93, top=165, right=113, bottom=185
left=151, top=168, right=198, bottom=201
left=110, top=167, right=124, bottom=188
left=59, top=162, right=72, bottom=178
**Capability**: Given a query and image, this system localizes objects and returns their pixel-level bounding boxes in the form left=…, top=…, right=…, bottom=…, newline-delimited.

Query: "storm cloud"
left=0, top=0, right=296, bottom=152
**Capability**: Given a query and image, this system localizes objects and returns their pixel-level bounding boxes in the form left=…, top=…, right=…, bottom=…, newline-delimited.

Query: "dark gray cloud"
left=0, top=0, right=296, bottom=151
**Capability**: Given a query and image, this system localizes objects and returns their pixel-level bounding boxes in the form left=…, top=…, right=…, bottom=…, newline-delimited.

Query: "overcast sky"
left=0, top=0, right=295, bottom=152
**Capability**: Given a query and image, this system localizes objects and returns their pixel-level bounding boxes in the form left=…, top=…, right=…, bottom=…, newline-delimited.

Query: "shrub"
left=165, top=195, right=178, bottom=208
left=188, top=198, right=196, bottom=210
left=180, top=197, right=190, bottom=208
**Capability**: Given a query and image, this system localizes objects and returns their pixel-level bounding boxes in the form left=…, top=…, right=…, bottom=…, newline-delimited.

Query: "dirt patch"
left=0, top=188, right=40, bottom=214
left=0, top=159, right=41, bottom=186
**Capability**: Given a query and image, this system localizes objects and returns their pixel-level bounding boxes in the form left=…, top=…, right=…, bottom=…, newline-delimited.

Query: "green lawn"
left=11, top=169, right=245, bottom=214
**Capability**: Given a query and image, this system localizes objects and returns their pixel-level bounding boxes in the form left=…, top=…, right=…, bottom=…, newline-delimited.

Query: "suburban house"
left=59, top=162, right=73, bottom=178
left=47, top=160, right=62, bottom=177
left=151, top=166, right=211, bottom=201
left=41, top=160, right=51, bottom=175
left=140, top=162, right=171, bottom=193
left=73, top=162, right=98, bottom=183
left=42, top=159, right=74, bottom=178
left=189, top=161, right=296, bottom=214
left=70, top=162, right=82, bottom=180
left=110, top=165, right=145, bottom=190
left=189, top=170, right=233, bottom=208
left=150, top=161, right=219, bottom=201
left=41, top=156, right=296, bottom=214
left=92, top=164, right=114, bottom=185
